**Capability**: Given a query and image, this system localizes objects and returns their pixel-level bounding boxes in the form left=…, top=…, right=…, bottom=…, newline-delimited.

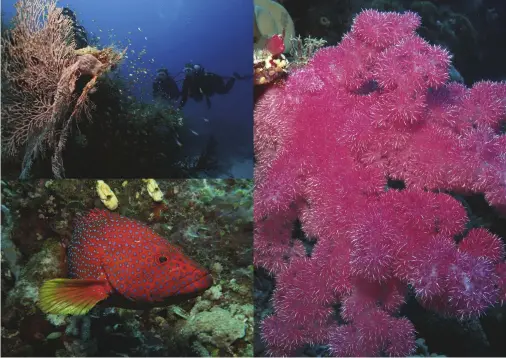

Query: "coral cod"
left=39, top=209, right=213, bottom=315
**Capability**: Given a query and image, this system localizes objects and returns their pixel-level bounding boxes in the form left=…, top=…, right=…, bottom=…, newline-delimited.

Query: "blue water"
left=2, top=0, right=254, bottom=177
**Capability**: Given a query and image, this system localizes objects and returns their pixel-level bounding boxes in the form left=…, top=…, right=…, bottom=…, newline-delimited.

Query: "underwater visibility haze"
left=1, top=0, right=253, bottom=178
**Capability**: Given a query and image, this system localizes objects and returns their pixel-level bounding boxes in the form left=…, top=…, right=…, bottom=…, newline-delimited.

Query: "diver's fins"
left=233, top=72, right=253, bottom=80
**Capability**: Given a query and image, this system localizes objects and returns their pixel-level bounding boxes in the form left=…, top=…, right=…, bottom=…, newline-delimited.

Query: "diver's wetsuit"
left=179, top=68, right=239, bottom=109
left=153, top=69, right=180, bottom=101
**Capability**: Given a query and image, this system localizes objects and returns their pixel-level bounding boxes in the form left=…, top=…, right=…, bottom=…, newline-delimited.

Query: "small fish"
left=39, top=209, right=212, bottom=315
left=175, top=137, right=183, bottom=147
left=190, top=129, right=199, bottom=136
left=203, top=117, right=209, bottom=122
left=138, top=27, right=142, bottom=32
left=145, top=36, right=148, bottom=40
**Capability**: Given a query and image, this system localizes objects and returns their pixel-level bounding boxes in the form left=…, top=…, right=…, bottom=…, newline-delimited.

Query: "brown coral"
left=1, top=0, right=124, bottom=178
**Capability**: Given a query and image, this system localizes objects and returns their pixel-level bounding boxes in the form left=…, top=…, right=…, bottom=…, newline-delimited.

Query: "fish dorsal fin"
left=39, top=278, right=111, bottom=315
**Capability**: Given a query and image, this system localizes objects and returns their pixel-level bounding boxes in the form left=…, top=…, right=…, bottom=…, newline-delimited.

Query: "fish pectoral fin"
left=39, top=278, right=110, bottom=315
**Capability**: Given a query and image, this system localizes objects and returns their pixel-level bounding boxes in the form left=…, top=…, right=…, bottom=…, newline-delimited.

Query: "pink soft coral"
left=254, top=8, right=506, bottom=357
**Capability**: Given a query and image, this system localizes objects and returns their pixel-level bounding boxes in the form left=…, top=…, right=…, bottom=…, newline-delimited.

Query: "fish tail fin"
left=39, top=278, right=110, bottom=315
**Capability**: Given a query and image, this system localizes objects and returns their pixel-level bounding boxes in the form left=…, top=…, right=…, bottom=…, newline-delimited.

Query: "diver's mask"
left=184, top=63, right=204, bottom=76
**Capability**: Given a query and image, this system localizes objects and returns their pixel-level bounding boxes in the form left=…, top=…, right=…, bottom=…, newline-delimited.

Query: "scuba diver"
left=153, top=68, right=181, bottom=102
left=179, top=63, right=250, bottom=109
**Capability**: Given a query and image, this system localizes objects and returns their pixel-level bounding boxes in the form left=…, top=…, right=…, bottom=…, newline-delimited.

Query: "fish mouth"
left=176, top=268, right=213, bottom=294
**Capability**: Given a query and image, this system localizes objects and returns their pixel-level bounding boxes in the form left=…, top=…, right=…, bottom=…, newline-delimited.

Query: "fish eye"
left=158, top=256, right=167, bottom=264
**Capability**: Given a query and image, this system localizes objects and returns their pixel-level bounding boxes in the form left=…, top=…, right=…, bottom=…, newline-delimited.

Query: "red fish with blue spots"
left=39, top=209, right=213, bottom=315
